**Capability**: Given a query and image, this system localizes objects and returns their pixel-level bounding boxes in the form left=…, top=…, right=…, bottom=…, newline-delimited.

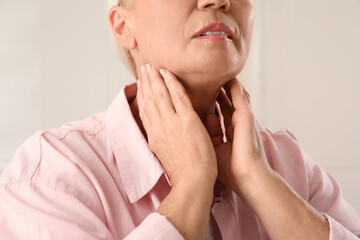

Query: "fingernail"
left=141, top=65, right=146, bottom=75
left=159, top=68, right=165, bottom=76
left=146, top=63, right=152, bottom=73
left=159, top=69, right=169, bottom=83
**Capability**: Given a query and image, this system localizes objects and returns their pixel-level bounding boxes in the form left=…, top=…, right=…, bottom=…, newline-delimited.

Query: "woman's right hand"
left=136, top=63, right=218, bottom=188
left=137, top=63, right=217, bottom=239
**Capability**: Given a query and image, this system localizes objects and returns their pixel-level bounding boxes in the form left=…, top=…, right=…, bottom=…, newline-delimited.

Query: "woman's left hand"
left=205, top=78, right=273, bottom=198
left=206, top=78, right=331, bottom=240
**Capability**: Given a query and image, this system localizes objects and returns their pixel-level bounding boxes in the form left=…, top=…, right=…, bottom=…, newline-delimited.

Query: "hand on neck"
left=129, top=81, right=222, bottom=139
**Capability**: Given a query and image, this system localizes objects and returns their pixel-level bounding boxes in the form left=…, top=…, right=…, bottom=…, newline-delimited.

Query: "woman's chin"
left=177, top=70, right=237, bottom=89
left=199, top=57, right=242, bottom=74
left=189, top=65, right=240, bottom=80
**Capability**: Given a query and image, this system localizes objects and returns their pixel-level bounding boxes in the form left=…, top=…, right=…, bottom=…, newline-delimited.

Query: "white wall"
left=1, top=0, right=359, bottom=215
left=0, top=0, right=133, bottom=166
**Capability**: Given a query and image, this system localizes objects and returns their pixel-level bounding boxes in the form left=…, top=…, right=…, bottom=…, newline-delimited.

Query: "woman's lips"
left=193, top=34, right=230, bottom=41
left=193, top=22, right=234, bottom=39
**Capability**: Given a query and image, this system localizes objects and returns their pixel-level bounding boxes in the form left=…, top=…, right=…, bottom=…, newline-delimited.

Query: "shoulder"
left=0, top=111, right=117, bottom=233
left=258, top=124, right=307, bottom=162
left=0, top=111, right=107, bottom=188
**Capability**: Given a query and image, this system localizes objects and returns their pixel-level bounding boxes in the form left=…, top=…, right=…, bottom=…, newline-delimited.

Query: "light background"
left=1, top=0, right=359, bottom=214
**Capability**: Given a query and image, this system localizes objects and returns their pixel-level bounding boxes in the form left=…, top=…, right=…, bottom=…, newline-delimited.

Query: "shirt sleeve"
left=123, top=213, right=184, bottom=240
left=0, top=181, right=184, bottom=240
left=323, top=213, right=360, bottom=240
left=285, top=130, right=360, bottom=239
left=304, top=157, right=360, bottom=239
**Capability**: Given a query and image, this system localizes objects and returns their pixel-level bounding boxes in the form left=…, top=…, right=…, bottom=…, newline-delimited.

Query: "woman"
left=0, top=0, right=359, bottom=239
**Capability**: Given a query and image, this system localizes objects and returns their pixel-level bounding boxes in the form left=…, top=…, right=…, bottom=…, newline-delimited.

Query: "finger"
left=223, top=81, right=233, bottom=103
left=160, top=68, right=194, bottom=115
left=215, top=102, right=227, bottom=140
left=242, top=85, right=251, bottom=106
left=204, top=113, right=224, bottom=147
left=253, top=119, right=266, bottom=159
left=239, top=81, right=253, bottom=112
left=228, top=78, right=251, bottom=112
left=146, top=63, right=176, bottom=115
left=216, top=88, right=234, bottom=142
left=136, top=76, right=153, bottom=134
left=224, top=78, right=252, bottom=106
left=139, top=64, right=161, bottom=125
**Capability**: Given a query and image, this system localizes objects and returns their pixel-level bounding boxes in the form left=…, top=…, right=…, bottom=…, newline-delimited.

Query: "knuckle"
left=148, top=139, right=155, bottom=151
left=148, top=137, right=160, bottom=153
left=172, top=90, right=186, bottom=105
left=233, top=109, right=254, bottom=123
left=154, top=89, right=167, bottom=105
left=144, top=95, right=154, bottom=105
left=139, top=109, right=150, bottom=124
left=139, top=109, right=145, bottom=119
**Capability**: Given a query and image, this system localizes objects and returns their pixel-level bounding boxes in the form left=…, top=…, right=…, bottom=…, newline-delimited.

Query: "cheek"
left=142, top=27, right=185, bottom=67
left=134, top=23, right=165, bottom=63
left=231, top=1, right=254, bottom=35
left=240, top=4, right=254, bottom=37
left=133, top=4, right=185, bottom=64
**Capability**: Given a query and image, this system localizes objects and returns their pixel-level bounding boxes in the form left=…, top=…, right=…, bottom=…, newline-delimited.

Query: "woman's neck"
left=184, top=85, right=219, bottom=121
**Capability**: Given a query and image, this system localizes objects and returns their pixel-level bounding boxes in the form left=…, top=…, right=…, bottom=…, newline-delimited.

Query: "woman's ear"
left=108, top=6, right=137, bottom=50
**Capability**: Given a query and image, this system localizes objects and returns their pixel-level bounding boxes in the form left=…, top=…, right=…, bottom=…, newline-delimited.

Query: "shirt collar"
left=106, top=82, right=167, bottom=204
left=106, top=82, right=234, bottom=203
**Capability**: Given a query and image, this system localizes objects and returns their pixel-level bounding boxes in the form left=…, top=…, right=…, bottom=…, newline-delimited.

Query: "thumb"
left=204, top=113, right=224, bottom=147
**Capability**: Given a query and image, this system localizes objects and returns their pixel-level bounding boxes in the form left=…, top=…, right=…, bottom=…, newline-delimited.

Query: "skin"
left=109, top=0, right=254, bottom=118
left=108, top=0, right=330, bottom=239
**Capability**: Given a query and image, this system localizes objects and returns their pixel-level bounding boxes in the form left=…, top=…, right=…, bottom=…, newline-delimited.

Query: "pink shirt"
left=1, top=82, right=359, bottom=240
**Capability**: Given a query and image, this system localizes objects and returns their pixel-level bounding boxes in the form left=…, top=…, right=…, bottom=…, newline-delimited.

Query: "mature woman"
left=0, top=0, right=359, bottom=239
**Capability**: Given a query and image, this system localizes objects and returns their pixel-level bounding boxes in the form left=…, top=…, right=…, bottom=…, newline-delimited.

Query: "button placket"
left=211, top=192, right=242, bottom=239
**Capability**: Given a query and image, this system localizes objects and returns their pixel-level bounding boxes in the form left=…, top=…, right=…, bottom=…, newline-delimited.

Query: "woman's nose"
left=197, top=0, right=230, bottom=11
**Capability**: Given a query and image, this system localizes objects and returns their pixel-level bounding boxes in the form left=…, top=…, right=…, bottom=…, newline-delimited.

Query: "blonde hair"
left=108, top=0, right=138, bottom=80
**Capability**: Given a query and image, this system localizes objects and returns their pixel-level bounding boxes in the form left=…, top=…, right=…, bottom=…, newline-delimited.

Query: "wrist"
left=171, top=168, right=217, bottom=191
left=174, top=173, right=215, bottom=197
left=233, top=162, right=276, bottom=204
left=157, top=173, right=215, bottom=240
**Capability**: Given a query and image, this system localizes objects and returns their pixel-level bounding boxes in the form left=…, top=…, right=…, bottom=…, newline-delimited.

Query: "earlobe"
left=108, top=6, right=137, bottom=50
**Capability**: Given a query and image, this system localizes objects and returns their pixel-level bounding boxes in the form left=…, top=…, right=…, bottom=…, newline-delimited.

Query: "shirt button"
left=214, top=194, right=224, bottom=203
